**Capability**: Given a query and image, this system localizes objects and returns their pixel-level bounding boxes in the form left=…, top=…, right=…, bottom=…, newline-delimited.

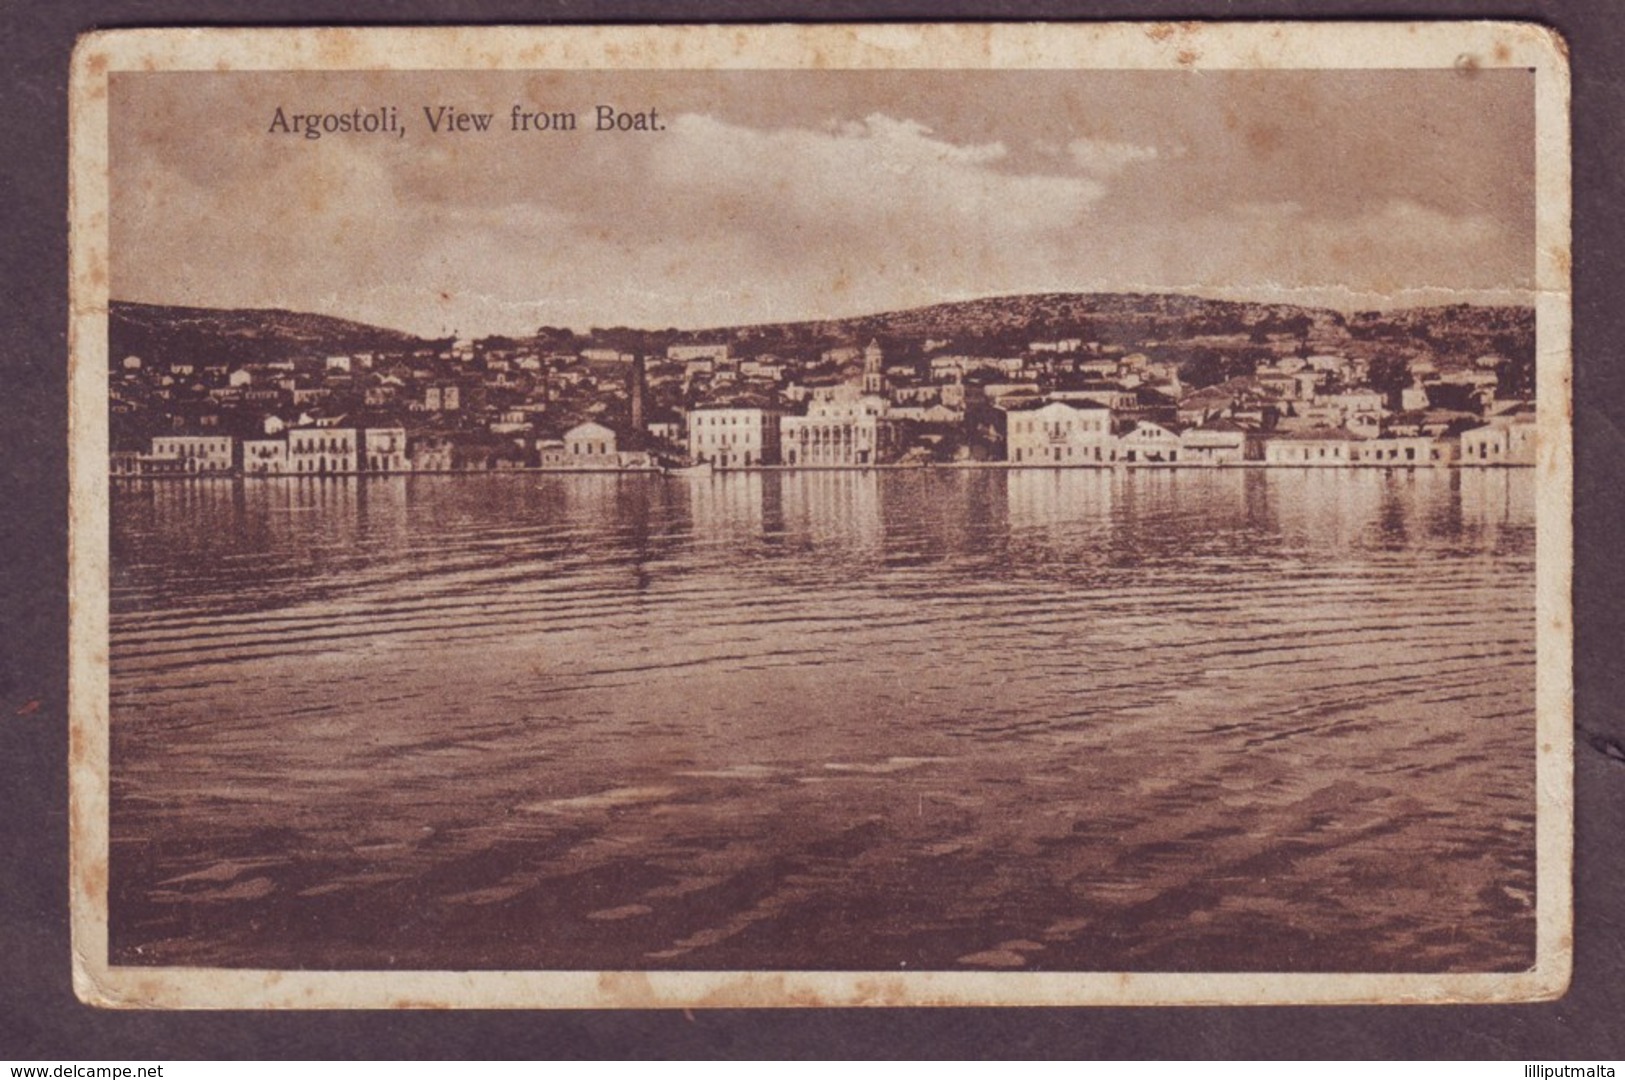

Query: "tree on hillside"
left=1366, top=355, right=1413, bottom=400
left=1494, top=333, right=1537, bottom=398
left=1179, top=348, right=1226, bottom=389
left=1180, top=347, right=1259, bottom=390
left=1268, top=313, right=1313, bottom=339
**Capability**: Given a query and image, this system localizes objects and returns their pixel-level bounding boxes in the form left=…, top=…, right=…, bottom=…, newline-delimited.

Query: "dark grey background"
left=3, top=1, right=1620, bottom=1060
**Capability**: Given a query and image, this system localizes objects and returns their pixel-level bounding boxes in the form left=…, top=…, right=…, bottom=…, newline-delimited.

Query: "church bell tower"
left=862, top=338, right=886, bottom=396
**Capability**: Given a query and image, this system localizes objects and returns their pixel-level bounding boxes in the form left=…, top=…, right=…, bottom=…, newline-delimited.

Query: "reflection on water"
left=109, top=469, right=1537, bottom=972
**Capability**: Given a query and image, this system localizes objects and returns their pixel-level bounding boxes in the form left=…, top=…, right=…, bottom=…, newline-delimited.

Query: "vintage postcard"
left=67, top=23, right=1572, bottom=1008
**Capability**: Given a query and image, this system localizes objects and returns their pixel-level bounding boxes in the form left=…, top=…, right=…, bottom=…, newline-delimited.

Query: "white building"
left=861, top=339, right=887, bottom=396
left=1305, top=355, right=1352, bottom=374
left=1262, top=428, right=1355, bottom=466
left=1328, top=390, right=1385, bottom=419
left=1401, top=384, right=1431, bottom=412
left=287, top=428, right=358, bottom=474
left=687, top=406, right=781, bottom=467
left=1351, top=436, right=1454, bottom=466
left=411, top=436, right=456, bottom=472
left=538, top=422, right=614, bottom=468
left=1461, top=415, right=1537, bottom=465
left=538, top=422, right=652, bottom=470
left=647, top=416, right=684, bottom=444
left=150, top=434, right=234, bottom=474
left=1028, top=338, right=1083, bottom=354
left=424, top=384, right=461, bottom=411
left=1050, top=386, right=1137, bottom=411
left=739, top=358, right=785, bottom=380
left=982, top=382, right=1042, bottom=407
left=242, top=438, right=289, bottom=475
left=781, top=385, right=895, bottom=466
left=1004, top=400, right=1112, bottom=465
left=362, top=427, right=408, bottom=472
left=1115, top=420, right=1184, bottom=464
left=886, top=402, right=963, bottom=424
left=668, top=343, right=732, bottom=363
left=112, top=450, right=189, bottom=477
left=536, top=439, right=568, bottom=468
left=1179, top=420, right=1247, bottom=465
left=564, top=420, right=618, bottom=465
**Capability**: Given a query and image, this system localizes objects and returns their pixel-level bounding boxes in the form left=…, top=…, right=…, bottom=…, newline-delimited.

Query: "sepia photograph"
left=66, top=22, right=1572, bottom=1008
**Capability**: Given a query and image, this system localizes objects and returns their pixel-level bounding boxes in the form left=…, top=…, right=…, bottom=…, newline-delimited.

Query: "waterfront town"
left=108, top=293, right=1538, bottom=478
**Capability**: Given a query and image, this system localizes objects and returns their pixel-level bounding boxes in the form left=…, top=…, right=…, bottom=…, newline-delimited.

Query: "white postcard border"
left=67, top=21, right=1573, bottom=1009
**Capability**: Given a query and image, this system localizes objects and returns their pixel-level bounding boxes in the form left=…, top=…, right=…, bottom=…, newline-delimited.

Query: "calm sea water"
left=108, top=468, right=1537, bottom=972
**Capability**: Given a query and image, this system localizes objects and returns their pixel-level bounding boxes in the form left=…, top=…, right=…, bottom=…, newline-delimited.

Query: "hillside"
left=667, top=292, right=1340, bottom=353
left=110, top=292, right=1535, bottom=386
left=109, top=301, right=435, bottom=368
left=663, top=291, right=1533, bottom=390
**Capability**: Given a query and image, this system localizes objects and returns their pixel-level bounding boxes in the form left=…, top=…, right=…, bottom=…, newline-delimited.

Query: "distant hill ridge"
left=110, top=300, right=435, bottom=367
left=111, top=291, right=1533, bottom=363
left=677, top=291, right=1342, bottom=347
left=610, top=291, right=1531, bottom=354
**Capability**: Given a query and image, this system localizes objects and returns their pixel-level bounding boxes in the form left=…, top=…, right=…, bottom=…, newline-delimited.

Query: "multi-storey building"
left=242, top=438, right=290, bottom=475
left=410, top=436, right=455, bottom=472
left=781, top=385, right=895, bottom=467
left=1004, top=400, right=1112, bottom=465
left=688, top=406, right=781, bottom=468
left=861, top=339, right=887, bottom=396
left=1461, top=413, right=1537, bottom=465
left=362, top=427, right=408, bottom=472
left=151, top=434, right=235, bottom=474
left=424, top=384, right=460, bottom=411
left=287, top=428, right=358, bottom=475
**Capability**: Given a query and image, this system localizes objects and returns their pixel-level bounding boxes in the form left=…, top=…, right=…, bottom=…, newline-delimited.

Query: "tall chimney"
left=630, top=354, right=647, bottom=433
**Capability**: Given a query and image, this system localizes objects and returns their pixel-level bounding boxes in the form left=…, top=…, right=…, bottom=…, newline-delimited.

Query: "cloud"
left=1279, top=199, right=1503, bottom=279
left=1355, top=199, right=1499, bottom=244
left=648, top=112, right=1107, bottom=242
left=523, top=111, right=1119, bottom=325
left=1067, top=137, right=1165, bottom=175
left=110, top=70, right=1534, bottom=334
left=1141, top=197, right=1518, bottom=301
left=832, top=113, right=1010, bottom=167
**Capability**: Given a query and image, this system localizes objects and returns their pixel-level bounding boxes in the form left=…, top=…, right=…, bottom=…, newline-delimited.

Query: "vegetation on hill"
left=110, top=301, right=437, bottom=368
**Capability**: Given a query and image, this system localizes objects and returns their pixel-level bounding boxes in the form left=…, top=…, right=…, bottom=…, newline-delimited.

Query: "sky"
left=110, top=68, right=1536, bottom=338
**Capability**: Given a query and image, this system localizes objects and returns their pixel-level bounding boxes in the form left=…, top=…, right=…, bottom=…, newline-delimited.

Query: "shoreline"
left=109, top=461, right=1537, bottom=482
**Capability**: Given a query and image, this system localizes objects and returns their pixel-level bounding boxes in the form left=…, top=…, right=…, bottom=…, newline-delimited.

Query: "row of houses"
left=113, top=427, right=410, bottom=477
left=1003, top=399, right=1537, bottom=467
left=112, top=421, right=662, bottom=477
left=111, top=396, right=1540, bottom=477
